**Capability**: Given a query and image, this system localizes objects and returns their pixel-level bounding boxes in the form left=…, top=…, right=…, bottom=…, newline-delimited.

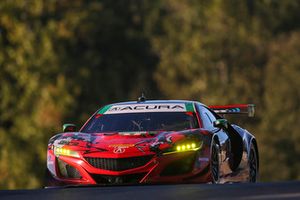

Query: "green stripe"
left=185, top=102, right=195, bottom=112
left=97, top=105, right=112, bottom=114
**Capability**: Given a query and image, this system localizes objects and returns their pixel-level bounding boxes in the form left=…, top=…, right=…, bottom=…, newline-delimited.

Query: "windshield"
left=81, top=112, right=199, bottom=133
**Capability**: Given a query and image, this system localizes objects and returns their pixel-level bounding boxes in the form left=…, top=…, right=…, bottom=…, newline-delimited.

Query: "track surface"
left=1, top=181, right=300, bottom=200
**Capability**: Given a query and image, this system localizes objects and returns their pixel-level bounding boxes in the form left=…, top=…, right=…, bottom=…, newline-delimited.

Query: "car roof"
left=109, top=100, right=205, bottom=106
left=95, top=100, right=207, bottom=115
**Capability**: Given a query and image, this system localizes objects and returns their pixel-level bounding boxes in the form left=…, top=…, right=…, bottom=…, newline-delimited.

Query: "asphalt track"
left=1, top=181, right=300, bottom=200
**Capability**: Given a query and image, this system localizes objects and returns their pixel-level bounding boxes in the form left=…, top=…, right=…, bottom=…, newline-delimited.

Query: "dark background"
left=0, top=0, right=299, bottom=189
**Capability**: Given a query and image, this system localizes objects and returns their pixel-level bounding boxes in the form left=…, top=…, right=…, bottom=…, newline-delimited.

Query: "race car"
left=45, top=98, right=259, bottom=186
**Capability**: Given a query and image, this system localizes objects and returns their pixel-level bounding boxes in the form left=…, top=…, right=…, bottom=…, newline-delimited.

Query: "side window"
left=197, top=105, right=217, bottom=130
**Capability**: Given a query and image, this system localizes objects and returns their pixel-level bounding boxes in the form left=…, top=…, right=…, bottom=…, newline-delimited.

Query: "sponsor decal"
left=98, top=105, right=113, bottom=114
left=185, top=102, right=195, bottom=112
left=229, top=108, right=241, bottom=112
left=109, top=144, right=135, bottom=148
left=118, top=131, right=147, bottom=136
left=214, top=108, right=241, bottom=113
left=104, top=103, right=187, bottom=114
left=198, top=157, right=209, bottom=162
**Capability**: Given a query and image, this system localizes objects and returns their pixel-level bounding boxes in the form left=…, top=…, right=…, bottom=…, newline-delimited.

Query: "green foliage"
left=0, top=0, right=299, bottom=189
left=0, top=0, right=74, bottom=188
left=261, top=32, right=300, bottom=180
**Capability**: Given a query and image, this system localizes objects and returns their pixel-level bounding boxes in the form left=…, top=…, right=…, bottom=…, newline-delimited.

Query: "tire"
left=44, top=168, right=59, bottom=188
left=211, top=140, right=220, bottom=183
left=249, top=144, right=258, bottom=183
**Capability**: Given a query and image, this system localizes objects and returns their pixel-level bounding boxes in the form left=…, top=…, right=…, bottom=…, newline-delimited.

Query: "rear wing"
left=208, top=104, right=255, bottom=117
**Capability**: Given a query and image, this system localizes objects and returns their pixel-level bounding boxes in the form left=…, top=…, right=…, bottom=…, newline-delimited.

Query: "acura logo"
left=113, top=146, right=126, bottom=154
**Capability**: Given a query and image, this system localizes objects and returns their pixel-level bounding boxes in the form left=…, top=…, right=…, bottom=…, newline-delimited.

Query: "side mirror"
left=63, top=124, right=77, bottom=132
left=213, top=119, right=228, bottom=130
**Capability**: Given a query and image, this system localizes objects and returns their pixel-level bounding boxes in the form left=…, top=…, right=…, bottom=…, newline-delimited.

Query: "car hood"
left=49, top=129, right=208, bottom=157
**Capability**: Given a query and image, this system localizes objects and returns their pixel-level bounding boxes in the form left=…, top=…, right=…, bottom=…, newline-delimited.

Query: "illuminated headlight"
left=163, top=141, right=203, bottom=155
left=175, top=142, right=202, bottom=152
left=54, top=146, right=80, bottom=158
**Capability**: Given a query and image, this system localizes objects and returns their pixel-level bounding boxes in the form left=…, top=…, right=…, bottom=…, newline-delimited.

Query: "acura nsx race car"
left=45, top=98, right=259, bottom=186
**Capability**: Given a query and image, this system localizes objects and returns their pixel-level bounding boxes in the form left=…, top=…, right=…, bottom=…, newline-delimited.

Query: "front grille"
left=84, top=155, right=153, bottom=171
left=66, top=165, right=81, bottom=178
left=90, top=173, right=146, bottom=184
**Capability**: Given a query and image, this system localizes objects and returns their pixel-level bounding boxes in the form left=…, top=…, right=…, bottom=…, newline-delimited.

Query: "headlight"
left=163, top=141, right=203, bottom=155
left=54, top=146, right=80, bottom=158
left=175, top=141, right=202, bottom=152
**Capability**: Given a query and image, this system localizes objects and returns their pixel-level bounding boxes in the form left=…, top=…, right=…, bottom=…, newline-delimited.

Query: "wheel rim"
left=249, top=149, right=257, bottom=182
left=211, top=145, right=219, bottom=183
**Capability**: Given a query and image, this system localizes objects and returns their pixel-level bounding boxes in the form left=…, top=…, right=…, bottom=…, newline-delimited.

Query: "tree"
left=261, top=32, right=300, bottom=180
left=1, top=0, right=300, bottom=189
left=0, top=0, right=76, bottom=188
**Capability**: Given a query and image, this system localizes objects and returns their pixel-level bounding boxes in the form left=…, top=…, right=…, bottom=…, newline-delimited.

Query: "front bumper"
left=46, top=149, right=211, bottom=186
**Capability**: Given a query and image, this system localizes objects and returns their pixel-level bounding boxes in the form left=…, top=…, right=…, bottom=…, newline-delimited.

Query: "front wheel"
left=44, top=168, right=60, bottom=188
left=249, top=144, right=258, bottom=183
left=211, top=141, right=220, bottom=183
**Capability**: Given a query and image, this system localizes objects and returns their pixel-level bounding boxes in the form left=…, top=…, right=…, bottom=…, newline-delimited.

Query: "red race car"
left=45, top=98, right=258, bottom=187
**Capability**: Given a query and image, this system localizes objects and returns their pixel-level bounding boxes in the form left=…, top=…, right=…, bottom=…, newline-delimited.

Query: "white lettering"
left=105, top=103, right=187, bottom=114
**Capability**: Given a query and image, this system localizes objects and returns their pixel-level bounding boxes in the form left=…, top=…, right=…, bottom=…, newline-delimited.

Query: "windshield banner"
left=104, top=103, right=188, bottom=114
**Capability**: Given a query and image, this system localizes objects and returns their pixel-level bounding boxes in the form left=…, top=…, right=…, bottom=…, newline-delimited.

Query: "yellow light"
left=175, top=142, right=200, bottom=152
left=54, top=147, right=80, bottom=158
